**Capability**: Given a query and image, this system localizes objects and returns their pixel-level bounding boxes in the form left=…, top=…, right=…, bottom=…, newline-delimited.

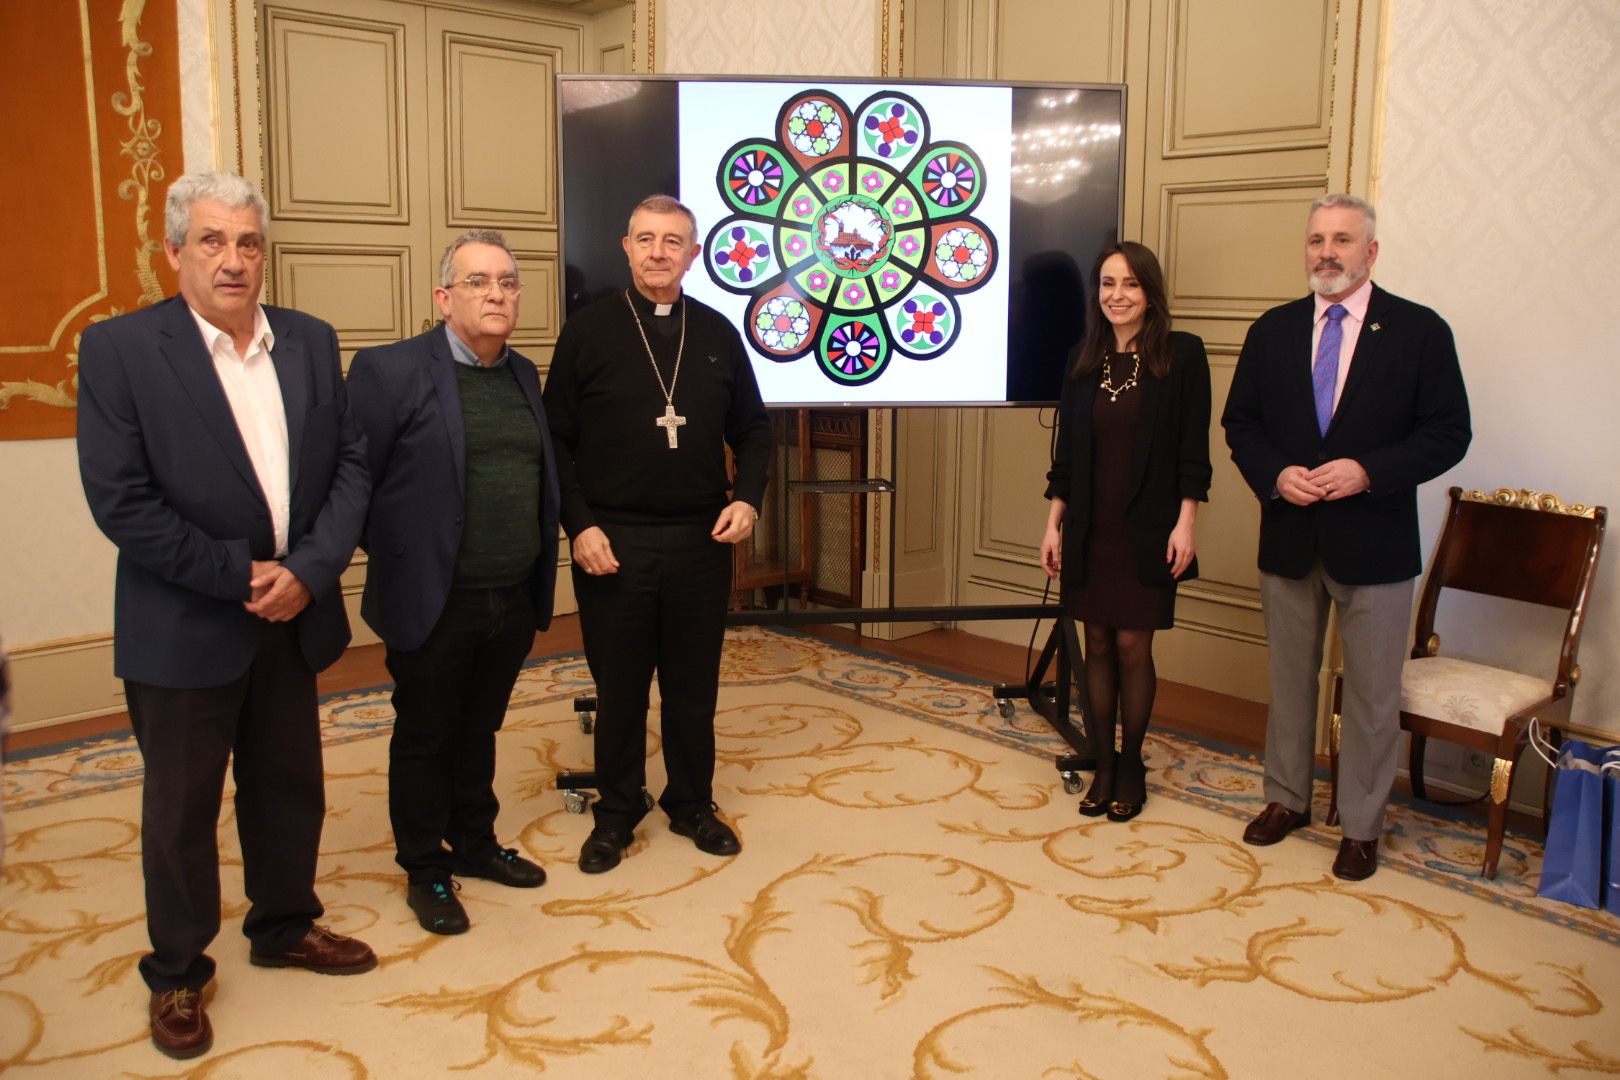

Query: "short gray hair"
left=1309, top=193, right=1377, bottom=240
left=164, top=172, right=268, bottom=247
left=626, top=194, right=698, bottom=243
left=439, top=229, right=517, bottom=287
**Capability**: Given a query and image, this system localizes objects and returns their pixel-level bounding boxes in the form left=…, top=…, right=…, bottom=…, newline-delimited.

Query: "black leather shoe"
left=669, top=805, right=741, bottom=857
left=1242, top=802, right=1311, bottom=846
left=150, top=988, right=212, bottom=1059
left=454, top=846, right=545, bottom=888
left=406, top=879, right=470, bottom=935
left=579, top=827, right=634, bottom=874
left=1332, top=837, right=1379, bottom=881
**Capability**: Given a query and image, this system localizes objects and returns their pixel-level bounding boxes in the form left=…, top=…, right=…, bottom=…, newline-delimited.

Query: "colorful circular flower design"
left=894, top=296, right=953, bottom=353
left=706, top=89, right=997, bottom=386
left=922, top=151, right=977, bottom=208
left=755, top=295, right=812, bottom=351
left=934, top=225, right=991, bottom=284
left=823, top=319, right=884, bottom=382
left=711, top=224, right=773, bottom=286
left=787, top=99, right=843, bottom=156
left=861, top=99, right=922, bottom=161
left=728, top=148, right=782, bottom=206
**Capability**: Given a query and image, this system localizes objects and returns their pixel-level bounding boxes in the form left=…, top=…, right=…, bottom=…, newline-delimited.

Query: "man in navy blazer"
left=1222, top=193, right=1470, bottom=881
left=77, top=172, right=375, bottom=1060
left=347, top=229, right=560, bottom=935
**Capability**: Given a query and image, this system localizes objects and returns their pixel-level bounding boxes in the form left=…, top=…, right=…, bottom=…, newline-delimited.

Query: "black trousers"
left=573, top=521, right=733, bottom=830
left=385, top=581, right=536, bottom=883
left=124, top=622, right=325, bottom=993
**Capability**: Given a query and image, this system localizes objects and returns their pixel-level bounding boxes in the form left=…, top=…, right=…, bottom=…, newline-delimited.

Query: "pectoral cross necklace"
left=626, top=291, right=687, bottom=449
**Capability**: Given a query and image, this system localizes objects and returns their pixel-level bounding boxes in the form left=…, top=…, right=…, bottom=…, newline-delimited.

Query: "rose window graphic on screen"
left=704, top=89, right=998, bottom=388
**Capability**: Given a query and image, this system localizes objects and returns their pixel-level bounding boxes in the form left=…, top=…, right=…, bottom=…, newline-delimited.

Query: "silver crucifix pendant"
left=655, top=403, right=686, bottom=449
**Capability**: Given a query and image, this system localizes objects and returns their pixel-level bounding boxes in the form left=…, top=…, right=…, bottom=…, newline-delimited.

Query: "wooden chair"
left=1326, top=486, right=1606, bottom=878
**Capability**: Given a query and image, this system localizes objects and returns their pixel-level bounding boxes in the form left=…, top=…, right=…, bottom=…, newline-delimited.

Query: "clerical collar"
left=628, top=287, right=682, bottom=318
left=444, top=322, right=508, bottom=368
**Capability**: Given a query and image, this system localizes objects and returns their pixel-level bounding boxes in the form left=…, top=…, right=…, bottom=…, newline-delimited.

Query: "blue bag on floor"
left=1536, top=739, right=1608, bottom=910
left=1605, top=747, right=1620, bottom=916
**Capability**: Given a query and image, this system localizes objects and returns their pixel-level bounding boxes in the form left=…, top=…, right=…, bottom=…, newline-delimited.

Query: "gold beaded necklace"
left=1100, top=351, right=1140, bottom=402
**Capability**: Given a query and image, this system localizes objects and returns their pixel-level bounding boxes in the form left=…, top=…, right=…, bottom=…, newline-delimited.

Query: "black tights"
left=1081, top=623, right=1157, bottom=806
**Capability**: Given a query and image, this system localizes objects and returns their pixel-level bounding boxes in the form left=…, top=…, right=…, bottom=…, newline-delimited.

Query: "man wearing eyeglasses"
left=347, top=229, right=561, bottom=935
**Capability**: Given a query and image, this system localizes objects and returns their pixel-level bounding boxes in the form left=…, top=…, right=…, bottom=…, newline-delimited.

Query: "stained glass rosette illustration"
left=704, top=89, right=998, bottom=388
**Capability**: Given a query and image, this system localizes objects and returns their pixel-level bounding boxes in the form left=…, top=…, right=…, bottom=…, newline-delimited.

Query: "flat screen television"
left=557, top=75, right=1124, bottom=407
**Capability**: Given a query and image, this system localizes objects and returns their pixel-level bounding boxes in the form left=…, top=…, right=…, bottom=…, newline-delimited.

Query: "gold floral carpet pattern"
left=3, top=627, right=1618, bottom=1078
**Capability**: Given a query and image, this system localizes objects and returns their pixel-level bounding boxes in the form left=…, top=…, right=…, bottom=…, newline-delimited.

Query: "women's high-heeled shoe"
left=1105, top=756, right=1146, bottom=822
left=1078, top=773, right=1113, bottom=817
left=1105, top=799, right=1143, bottom=822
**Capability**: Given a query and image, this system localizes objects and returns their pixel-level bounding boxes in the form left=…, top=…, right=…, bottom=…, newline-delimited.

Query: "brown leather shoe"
left=150, top=988, right=212, bottom=1059
left=1242, top=802, right=1311, bottom=846
left=249, top=925, right=377, bottom=975
left=1332, top=837, right=1379, bottom=881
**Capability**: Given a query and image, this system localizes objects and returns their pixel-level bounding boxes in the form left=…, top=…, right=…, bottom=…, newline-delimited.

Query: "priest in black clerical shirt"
left=543, top=194, right=770, bottom=875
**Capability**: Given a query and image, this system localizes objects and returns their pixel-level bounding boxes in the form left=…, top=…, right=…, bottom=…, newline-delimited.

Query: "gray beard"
left=1310, top=269, right=1358, bottom=297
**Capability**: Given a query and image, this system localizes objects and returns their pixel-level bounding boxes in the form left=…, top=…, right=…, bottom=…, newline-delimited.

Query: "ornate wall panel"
left=996, top=0, right=1123, bottom=83
left=272, top=245, right=413, bottom=348
left=968, top=408, right=1051, bottom=572
left=1161, top=181, right=1324, bottom=321
left=440, top=36, right=562, bottom=228
left=1166, top=0, right=1332, bottom=157
left=0, top=0, right=182, bottom=440
left=511, top=253, right=562, bottom=351
left=264, top=8, right=410, bottom=220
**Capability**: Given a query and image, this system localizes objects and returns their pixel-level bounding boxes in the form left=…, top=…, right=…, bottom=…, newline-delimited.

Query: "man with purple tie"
left=1221, top=194, right=1471, bottom=881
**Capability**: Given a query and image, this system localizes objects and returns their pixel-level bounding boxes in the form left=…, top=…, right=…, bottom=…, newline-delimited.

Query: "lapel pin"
left=1369, top=322, right=1382, bottom=331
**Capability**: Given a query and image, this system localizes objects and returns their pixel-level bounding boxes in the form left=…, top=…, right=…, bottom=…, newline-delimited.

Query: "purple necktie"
left=1314, top=303, right=1347, bottom=435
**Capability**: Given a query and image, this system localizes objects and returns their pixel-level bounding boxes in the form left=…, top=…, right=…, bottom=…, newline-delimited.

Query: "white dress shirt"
left=187, top=304, right=291, bottom=557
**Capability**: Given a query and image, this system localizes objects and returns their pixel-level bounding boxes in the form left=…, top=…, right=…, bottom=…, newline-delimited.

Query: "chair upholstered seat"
left=1325, top=486, right=1606, bottom=879
left=1401, top=657, right=1552, bottom=735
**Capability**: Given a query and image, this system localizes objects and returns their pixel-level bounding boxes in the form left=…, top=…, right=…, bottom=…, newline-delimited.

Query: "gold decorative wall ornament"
left=0, top=0, right=181, bottom=439
left=114, top=0, right=168, bottom=307
left=1459, top=488, right=1598, bottom=518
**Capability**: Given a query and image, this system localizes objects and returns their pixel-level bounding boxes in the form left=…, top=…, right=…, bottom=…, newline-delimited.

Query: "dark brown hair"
left=1070, top=241, right=1173, bottom=380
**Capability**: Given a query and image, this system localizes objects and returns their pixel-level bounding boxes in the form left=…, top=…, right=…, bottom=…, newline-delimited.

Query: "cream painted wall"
left=1376, top=1, right=1620, bottom=737
left=660, top=0, right=878, bottom=75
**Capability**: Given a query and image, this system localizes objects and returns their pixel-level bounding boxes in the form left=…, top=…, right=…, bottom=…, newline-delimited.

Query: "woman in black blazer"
left=1040, top=242, right=1212, bottom=821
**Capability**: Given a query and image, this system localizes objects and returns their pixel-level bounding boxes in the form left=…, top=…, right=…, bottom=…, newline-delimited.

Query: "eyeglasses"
left=449, top=274, right=523, bottom=296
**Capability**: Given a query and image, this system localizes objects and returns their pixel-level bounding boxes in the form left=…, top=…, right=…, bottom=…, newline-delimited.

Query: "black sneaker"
left=669, top=804, right=741, bottom=857
left=407, top=879, right=470, bottom=935
left=454, top=846, right=546, bottom=888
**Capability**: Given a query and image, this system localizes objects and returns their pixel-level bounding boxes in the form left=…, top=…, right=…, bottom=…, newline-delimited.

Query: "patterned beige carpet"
left=3, top=627, right=1618, bottom=1078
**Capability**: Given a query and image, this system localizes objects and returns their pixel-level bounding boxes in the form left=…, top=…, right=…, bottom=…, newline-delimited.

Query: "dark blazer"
left=77, top=296, right=369, bottom=688
left=1221, top=283, right=1471, bottom=585
left=346, top=325, right=561, bottom=652
left=1046, top=330, right=1213, bottom=588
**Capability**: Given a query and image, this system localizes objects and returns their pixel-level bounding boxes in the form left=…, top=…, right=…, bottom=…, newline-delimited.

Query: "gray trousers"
left=1259, top=565, right=1414, bottom=841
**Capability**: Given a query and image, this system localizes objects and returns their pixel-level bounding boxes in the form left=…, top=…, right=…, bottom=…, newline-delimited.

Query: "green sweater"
left=453, top=361, right=544, bottom=588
